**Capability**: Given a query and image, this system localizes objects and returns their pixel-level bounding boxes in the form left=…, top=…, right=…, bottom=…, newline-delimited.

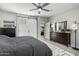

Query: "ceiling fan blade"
left=41, top=3, right=50, bottom=7
left=30, top=8, right=38, bottom=11
left=42, top=9, right=50, bottom=12
left=32, top=3, right=38, bottom=7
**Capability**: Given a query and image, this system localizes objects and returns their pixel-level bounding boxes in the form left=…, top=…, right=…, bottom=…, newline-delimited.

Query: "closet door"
left=16, top=17, right=37, bottom=38
left=27, top=19, right=37, bottom=38
left=16, top=17, right=28, bottom=36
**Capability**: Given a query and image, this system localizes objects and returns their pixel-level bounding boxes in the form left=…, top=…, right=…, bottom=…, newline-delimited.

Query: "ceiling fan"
left=30, top=3, right=51, bottom=14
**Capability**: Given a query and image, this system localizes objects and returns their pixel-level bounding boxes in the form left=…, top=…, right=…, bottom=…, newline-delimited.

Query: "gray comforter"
left=0, top=35, right=15, bottom=56
left=0, top=35, right=52, bottom=56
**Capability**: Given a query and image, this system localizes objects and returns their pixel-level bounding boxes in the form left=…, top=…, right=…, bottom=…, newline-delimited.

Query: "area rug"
left=40, top=39, right=75, bottom=56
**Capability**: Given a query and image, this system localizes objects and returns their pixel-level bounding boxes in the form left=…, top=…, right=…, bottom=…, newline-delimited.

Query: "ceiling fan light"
left=38, top=8, right=41, bottom=11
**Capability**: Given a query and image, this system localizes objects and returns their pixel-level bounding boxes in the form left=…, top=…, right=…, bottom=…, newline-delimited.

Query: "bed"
left=0, top=35, right=52, bottom=56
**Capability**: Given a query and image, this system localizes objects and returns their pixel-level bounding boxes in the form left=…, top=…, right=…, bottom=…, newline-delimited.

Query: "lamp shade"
left=71, top=23, right=78, bottom=30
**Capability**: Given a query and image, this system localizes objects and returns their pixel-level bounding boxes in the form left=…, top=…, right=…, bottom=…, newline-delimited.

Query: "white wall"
left=44, top=21, right=50, bottom=40
left=50, top=7, right=79, bottom=29
left=50, top=7, right=79, bottom=48
left=0, top=10, right=16, bottom=28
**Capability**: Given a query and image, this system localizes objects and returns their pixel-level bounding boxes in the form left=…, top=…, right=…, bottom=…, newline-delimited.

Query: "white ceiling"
left=0, top=3, right=78, bottom=17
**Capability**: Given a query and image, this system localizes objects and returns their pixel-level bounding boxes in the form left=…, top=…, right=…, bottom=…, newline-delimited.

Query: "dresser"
left=50, top=32, right=70, bottom=46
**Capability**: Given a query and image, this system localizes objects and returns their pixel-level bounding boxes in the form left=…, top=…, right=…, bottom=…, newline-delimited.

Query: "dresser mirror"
left=51, top=21, right=67, bottom=32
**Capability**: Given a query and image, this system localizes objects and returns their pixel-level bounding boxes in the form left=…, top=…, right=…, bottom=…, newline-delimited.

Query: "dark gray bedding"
left=0, top=35, right=52, bottom=56
left=0, top=35, right=15, bottom=56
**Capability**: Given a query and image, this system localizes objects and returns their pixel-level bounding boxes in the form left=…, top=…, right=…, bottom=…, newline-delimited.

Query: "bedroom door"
left=16, top=17, right=37, bottom=38
left=16, top=17, right=28, bottom=36
left=27, top=19, right=37, bottom=38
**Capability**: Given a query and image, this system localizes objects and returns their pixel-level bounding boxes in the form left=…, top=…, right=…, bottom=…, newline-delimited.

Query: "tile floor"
left=39, top=38, right=79, bottom=56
